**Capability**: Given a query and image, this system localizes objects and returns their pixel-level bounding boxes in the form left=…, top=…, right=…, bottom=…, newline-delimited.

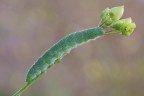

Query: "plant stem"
left=12, top=83, right=30, bottom=96
left=99, top=16, right=109, bottom=27
left=105, top=30, right=121, bottom=35
left=12, top=71, right=45, bottom=96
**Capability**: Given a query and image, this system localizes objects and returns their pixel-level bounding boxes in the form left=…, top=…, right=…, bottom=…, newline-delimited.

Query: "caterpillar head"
left=100, top=6, right=136, bottom=36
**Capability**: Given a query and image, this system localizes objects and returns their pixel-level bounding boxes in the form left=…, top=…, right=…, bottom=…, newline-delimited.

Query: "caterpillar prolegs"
left=26, top=27, right=105, bottom=83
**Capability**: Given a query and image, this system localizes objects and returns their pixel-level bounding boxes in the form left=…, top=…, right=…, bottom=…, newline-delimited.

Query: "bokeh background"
left=0, top=0, right=143, bottom=96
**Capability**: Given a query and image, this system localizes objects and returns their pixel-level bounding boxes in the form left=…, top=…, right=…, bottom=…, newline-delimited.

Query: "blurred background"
left=0, top=0, right=143, bottom=96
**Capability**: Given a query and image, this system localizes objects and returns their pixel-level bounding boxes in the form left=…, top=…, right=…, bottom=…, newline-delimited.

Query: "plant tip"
left=109, top=5, right=124, bottom=20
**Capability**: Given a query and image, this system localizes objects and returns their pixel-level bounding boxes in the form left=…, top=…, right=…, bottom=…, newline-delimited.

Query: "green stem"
left=12, top=72, right=45, bottom=96
left=99, top=16, right=109, bottom=27
left=105, top=30, right=121, bottom=35
left=12, top=83, right=31, bottom=96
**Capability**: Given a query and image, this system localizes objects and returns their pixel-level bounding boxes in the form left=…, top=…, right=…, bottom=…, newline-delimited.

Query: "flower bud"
left=110, top=20, right=123, bottom=30
left=110, top=19, right=136, bottom=36
left=100, top=8, right=110, bottom=20
left=121, top=17, right=132, bottom=23
left=109, top=6, right=124, bottom=20
left=99, top=6, right=136, bottom=36
left=121, top=22, right=136, bottom=36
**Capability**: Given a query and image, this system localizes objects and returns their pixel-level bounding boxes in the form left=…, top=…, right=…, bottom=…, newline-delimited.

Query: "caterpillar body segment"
left=26, top=27, right=105, bottom=83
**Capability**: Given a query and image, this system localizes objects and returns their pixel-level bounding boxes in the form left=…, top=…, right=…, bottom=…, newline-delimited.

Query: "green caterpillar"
left=26, top=27, right=105, bottom=83
left=13, top=6, right=136, bottom=96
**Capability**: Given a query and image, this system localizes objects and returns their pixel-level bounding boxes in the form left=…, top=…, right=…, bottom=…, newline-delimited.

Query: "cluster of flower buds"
left=100, top=6, right=136, bottom=36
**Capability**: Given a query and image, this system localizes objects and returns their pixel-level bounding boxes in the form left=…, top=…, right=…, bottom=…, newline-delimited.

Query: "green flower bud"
left=100, top=6, right=124, bottom=27
left=100, top=8, right=110, bottom=20
left=109, top=6, right=124, bottom=20
left=99, top=5, right=136, bottom=36
left=121, top=17, right=132, bottom=23
left=110, top=20, right=123, bottom=30
left=121, top=22, right=136, bottom=36
left=110, top=19, right=136, bottom=36
left=104, top=18, right=113, bottom=26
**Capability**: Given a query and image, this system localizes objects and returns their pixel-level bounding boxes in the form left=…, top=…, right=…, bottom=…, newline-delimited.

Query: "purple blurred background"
left=0, top=0, right=143, bottom=96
